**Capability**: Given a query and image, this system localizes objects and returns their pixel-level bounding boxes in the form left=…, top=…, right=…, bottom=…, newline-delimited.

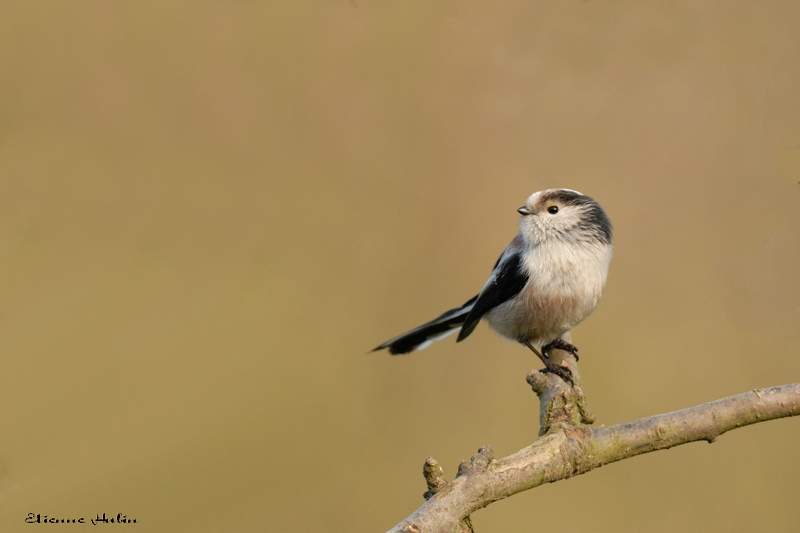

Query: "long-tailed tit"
left=373, top=189, right=613, bottom=381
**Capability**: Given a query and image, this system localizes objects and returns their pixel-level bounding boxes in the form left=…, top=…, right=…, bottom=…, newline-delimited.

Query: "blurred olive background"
left=1, top=1, right=799, bottom=532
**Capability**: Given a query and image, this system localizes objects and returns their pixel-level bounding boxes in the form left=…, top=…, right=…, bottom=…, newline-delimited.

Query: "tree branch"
left=386, top=348, right=800, bottom=533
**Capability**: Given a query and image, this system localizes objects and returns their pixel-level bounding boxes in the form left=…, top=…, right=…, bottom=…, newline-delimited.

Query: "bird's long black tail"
left=372, top=295, right=478, bottom=355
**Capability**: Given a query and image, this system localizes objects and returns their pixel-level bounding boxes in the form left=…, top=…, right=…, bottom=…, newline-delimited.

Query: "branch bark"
left=385, top=348, right=800, bottom=533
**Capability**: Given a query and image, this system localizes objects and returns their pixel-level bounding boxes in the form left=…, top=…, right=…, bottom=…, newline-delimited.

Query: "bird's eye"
left=547, top=205, right=559, bottom=214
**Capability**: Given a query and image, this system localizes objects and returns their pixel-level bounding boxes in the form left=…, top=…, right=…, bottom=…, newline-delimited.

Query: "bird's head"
left=517, top=188, right=612, bottom=246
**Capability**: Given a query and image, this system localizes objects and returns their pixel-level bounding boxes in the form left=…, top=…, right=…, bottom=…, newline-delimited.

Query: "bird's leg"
left=542, top=338, right=580, bottom=361
left=523, top=340, right=573, bottom=384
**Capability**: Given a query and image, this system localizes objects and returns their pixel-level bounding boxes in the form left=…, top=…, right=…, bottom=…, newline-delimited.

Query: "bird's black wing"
left=456, top=252, right=528, bottom=342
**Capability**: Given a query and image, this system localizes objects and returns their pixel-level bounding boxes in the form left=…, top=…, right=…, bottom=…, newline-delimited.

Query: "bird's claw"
left=540, top=361, right=574, bottom=385
left=542, top=338, right=580, bottom=361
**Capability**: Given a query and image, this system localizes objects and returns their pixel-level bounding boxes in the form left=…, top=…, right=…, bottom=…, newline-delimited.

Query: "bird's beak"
left=517, top=206, right=531, bottom=216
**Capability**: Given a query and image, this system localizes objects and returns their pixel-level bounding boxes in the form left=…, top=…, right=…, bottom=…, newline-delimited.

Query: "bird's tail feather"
left=373, top=295, right=478, bottom=355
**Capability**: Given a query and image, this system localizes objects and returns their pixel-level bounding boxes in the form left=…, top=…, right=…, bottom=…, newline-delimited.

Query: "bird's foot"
left=538, top=360, right=574, bottom=384
left=523, top=340, right=574, bottom=385
left=542, top=338, right=579, bottom=361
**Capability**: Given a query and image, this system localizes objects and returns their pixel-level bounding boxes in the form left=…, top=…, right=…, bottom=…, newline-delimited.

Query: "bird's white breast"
left=486, top=240, right=612, bottom=346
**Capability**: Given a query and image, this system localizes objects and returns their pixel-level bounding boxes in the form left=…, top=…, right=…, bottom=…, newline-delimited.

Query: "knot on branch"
left=422, top=457, right=448, bottom=500
left=558, top=426, right=595, bottom=476
left=418, top=451, right=488, bottom=533
left=456, top=445, right=494, bottom=478
left=420, top=447, right=495, bottom=502
left=526, top=347, right=596, bottom=435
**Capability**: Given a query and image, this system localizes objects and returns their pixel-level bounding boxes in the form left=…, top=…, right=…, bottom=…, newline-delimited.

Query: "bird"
left=373, top=188, right=613, bottom=382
